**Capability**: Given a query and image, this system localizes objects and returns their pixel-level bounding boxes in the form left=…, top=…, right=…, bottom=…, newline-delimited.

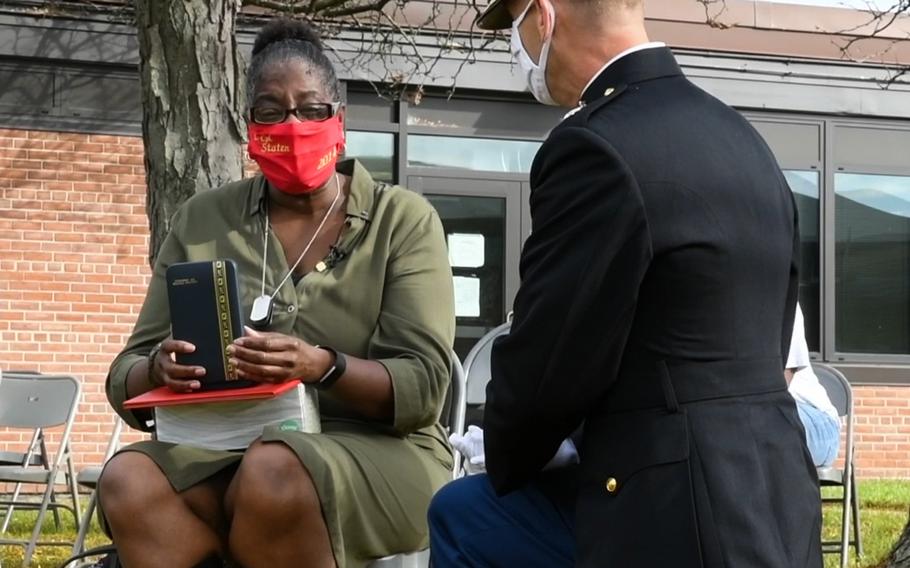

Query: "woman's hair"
left=247, top=19, right=341, bottom=105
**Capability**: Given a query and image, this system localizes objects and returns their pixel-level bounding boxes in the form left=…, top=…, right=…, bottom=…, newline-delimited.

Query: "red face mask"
left=247, top=116, right=345, bottom=195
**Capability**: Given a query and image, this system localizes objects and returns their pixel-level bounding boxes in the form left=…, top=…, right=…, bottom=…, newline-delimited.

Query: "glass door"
left=407, top=176, right=523, bottom=362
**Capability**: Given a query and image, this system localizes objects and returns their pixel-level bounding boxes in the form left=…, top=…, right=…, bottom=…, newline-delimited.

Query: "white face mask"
left=511, top=0, right=557, bottom=106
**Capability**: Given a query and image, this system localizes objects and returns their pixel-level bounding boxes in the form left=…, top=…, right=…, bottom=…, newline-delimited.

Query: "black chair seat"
left=812, top=364, right=862, bottom=568
left=817, top=466, right=845, bottom=485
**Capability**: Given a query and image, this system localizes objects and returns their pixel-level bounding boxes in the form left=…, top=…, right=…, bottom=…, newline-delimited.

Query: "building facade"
left=1, top=0, right=910, bottom=477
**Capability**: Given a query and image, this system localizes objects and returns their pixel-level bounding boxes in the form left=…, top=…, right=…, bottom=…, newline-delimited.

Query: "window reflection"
left=345, top=131, right=394, bottom=182
left=408, top=135, right=541, bottom=173
left=835, top=173, right=910, bottom=354
left=784, top=170, right=820, bottom=352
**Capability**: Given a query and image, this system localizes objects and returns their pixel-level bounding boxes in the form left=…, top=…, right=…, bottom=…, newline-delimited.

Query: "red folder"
left=124, top=380, right=301, bottom=410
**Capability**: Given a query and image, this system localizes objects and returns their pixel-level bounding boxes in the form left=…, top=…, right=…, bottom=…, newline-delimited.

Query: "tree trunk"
left=135, top=0, right=247, bottom=266
left=886, top=509, right=910, bottom=568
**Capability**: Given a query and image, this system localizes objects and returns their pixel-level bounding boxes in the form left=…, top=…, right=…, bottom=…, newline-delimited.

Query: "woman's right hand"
left=149, top=338, right=206, bottom=392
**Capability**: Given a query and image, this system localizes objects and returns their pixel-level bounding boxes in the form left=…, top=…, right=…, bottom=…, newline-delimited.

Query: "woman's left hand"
left=228, top=326, right=332, bottom=384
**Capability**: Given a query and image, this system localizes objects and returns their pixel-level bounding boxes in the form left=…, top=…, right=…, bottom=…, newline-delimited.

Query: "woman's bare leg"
left=99, top=451, right=233, bottom=568
left=226, top=441, right=335, bottom=568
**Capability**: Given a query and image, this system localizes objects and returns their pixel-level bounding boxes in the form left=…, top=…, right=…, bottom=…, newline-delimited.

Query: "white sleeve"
left=786, top=303, right=811, bottom=371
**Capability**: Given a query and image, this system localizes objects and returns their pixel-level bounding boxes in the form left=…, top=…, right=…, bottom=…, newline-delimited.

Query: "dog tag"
left=249, top=294, right=274, bottom=329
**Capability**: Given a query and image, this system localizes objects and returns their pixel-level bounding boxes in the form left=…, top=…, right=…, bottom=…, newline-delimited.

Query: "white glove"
left=450, top=425, right=487, bottom=474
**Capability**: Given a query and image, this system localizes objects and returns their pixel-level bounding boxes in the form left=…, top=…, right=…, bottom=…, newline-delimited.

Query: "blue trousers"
left=428, top=470, right=577, bottom=568
left=796, top=400, right=841, bottom=467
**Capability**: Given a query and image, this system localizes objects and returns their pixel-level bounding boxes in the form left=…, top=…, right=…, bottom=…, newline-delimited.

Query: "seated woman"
left=99, top=19, right=455, bottom=568
left=786, top=303, right=841, bottom=467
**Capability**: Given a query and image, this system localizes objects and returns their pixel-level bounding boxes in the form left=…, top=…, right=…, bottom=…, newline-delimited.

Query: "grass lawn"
left=823, top=480, right=910, bottom=568
left=1, top=480, right=908, bottom=567
left=0, top=500, right=110, bottom=568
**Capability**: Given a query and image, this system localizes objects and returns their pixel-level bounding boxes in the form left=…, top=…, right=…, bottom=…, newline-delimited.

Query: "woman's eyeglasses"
left=249, top=102, right=343, bottom=125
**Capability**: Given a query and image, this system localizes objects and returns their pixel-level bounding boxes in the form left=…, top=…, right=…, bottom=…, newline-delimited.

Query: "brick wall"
left=1, top=126, right=910, bottom=479
left=0, top=127, right=151, bottom=469
left=851, top=386, right=910, bottom=478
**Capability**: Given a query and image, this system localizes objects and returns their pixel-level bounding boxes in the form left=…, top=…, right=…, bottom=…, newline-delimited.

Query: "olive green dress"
left=105, top=160, right=455, bottom=568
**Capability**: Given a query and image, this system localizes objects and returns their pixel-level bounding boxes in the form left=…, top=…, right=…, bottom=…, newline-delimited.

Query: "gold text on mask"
left=255, top=134, right=290, bottom=154
left=317, top=147, right=338, bottom=170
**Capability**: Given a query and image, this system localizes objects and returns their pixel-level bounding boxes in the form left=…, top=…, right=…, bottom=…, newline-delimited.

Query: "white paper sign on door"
left=448, top=233, right=485, bottom=268
left=453, top=276, right=481, bottom=318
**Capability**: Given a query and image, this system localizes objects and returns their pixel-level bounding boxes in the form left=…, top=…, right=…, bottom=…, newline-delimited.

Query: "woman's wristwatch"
left=315, top=346, right=346, bottom=390
left=147, top=342, right=165, bottom=387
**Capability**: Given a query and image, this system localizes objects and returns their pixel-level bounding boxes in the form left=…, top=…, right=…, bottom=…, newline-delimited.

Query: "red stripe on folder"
left=124, top=380, right=301, bottom=409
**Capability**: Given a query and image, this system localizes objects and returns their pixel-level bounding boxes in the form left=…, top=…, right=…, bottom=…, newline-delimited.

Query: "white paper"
left=448, top=233, right=485, bottom=268
left=454, top=276, right=481, bottom=318
left=155, top=384, right=321, bottom=451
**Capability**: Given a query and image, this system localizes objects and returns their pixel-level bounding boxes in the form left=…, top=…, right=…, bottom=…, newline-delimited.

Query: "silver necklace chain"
left=260, top=172, right=342, bottom=297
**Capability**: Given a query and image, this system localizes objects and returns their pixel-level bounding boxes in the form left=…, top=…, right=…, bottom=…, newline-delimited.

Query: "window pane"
left=835, top=173, right=910, bottom=354
left=346, top=91, right=395, bottom=124
left=0, top=65, right=53, bottom=110
left=408, top=135, right=541, bottom=173
left=345, top=131, right=394, bottom=182
left=784, top=170, right=820, bottom=352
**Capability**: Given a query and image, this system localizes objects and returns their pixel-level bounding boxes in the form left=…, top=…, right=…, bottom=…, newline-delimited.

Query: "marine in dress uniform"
left=429, top=1, right=823, bottom=566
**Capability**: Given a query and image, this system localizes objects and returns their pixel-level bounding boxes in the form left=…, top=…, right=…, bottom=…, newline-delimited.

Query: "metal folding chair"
left=0, top=371, right=46, bottom=489
left=444, top=352, right=467, bottom=481
left=0, top=371, right=83, bottom=566
left=463, top=321, right=512, bottom=411
left=813, top=363, right=862, bottom=568
left=366, top=350, right=466, bottom=568
left=369, top=549, right=430, bottom=568
left=0, top=429, right=56, bottom=531
left=69, top=417, right=123, bottom=559
left=0, top=370, right=70, bottom=534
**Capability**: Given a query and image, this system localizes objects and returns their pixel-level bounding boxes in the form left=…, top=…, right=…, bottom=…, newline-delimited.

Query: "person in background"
left=97, top=19, right=455, bottom=568
left=428, top=0, right=822, bottom=565
left=787, top=303, right=841, bottom=467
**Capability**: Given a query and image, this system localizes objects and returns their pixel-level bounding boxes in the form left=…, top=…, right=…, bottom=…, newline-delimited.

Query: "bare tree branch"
left=240, top=0, right=493, bottom=99
left=246, top=0, right=398, bottom=18
left=693, top=0, right=909, bottom=88
left=321, top=0, right=394, bottom=19
left=831, top=2, right=910, bottom=87
left=245, top=0, right=313, bottom=14
left=4, top=0, right=495, bottom=102
left=693, top=0, right=732, bottom=30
